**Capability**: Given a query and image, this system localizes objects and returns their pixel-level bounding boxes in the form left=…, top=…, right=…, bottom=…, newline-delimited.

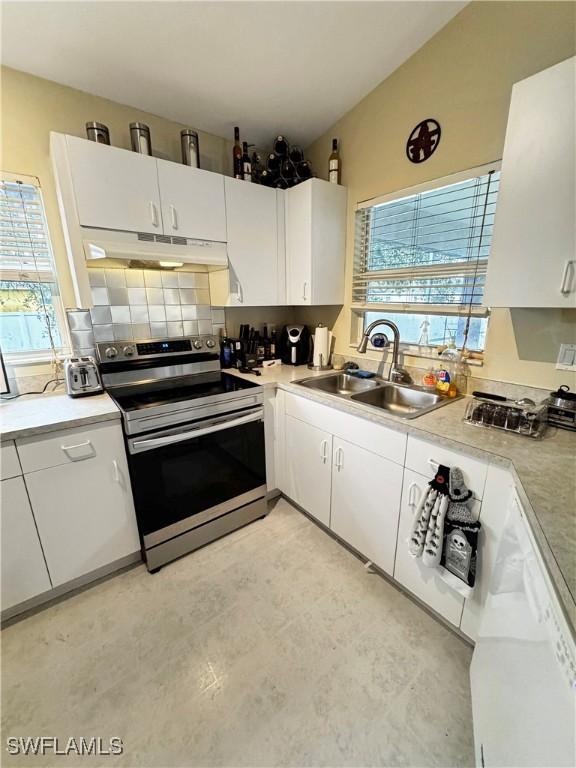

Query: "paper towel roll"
left=313, top=325, right=331, bottom=367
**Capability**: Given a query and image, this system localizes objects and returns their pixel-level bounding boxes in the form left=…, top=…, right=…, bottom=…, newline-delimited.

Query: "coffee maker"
left=280, top=325, right=310, bottom=365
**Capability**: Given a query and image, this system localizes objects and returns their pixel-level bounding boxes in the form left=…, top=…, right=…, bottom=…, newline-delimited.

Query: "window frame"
left=0, top=171, right=68, bottom=364
left=351, top=161, right=501, bottom=357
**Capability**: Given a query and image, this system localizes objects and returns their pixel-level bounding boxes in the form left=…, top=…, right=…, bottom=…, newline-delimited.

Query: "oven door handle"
left=130, top=409, right=264, bottom=453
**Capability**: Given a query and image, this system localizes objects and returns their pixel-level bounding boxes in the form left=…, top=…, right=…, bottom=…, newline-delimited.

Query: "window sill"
left=347, top=343, right=484, bottom=367
left=4, top=351, right=66, bottom=367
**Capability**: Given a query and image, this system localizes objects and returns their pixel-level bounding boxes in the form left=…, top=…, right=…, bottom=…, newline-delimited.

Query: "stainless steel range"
left=97, top=335, right=267, bottom=572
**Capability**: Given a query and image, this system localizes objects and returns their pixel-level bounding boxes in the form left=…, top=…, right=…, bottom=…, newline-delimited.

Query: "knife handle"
left=472, top=391, right=508, bottom=402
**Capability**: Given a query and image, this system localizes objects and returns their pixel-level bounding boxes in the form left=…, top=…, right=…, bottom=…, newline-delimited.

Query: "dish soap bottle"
left=422, top=366, right=437, bottom=390
left=436, top=344, right=458, bottom=396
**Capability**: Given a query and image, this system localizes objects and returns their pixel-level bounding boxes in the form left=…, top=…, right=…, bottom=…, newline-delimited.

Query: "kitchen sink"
left=350, top=385, right=445, bottom=416
left=297, top=373, right=380, bottom=396
left=295, top=372, right=458, bottom=418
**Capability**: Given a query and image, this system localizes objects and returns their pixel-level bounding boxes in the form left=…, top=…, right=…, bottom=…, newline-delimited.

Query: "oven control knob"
left=105, top=346, right=118, bottom=359
left=123, top=345, right=135, bottom=357
left=193, top=339, right=203, bottom=349
left=206, top=338, right=216, bottom=348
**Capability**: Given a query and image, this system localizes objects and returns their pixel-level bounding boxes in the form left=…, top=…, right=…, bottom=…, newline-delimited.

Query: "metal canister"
left=130, top=122, right=152, bottom=155
left=85, top=122, right=110, bottom=144
left=181, top=129, right=200, bottom=168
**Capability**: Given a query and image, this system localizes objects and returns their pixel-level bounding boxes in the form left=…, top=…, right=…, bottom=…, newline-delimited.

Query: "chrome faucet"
left=356, top=318, right=412, bottom=384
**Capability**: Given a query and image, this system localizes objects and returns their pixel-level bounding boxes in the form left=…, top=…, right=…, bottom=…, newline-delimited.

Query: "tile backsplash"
left=87, top=267, right=225, bottom=342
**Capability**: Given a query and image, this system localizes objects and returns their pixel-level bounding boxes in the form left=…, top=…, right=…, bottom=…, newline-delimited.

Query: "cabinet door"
left=285, top=182, right=312, bottom=305
left=24, top=426, right=140, bottom=587
left=1, top=477, right=51, bottom=609
left=394, top=468, right=468, bottom=626
left=284, top=415, right=332, bottom=526
left=66, top=135, right=162, bottom=233
left=285, top=179, right=346, bottom=305
left=310, top=179, right=347, bottom=305
left=484, top=57, right=576, bottom=307
left=330, top=437, right=402, bottom=575
left=459, top=465, right=514, bottom=641
left=224, top=178, right=283, bottom=305
left=157, top=160, right=226, bottom=242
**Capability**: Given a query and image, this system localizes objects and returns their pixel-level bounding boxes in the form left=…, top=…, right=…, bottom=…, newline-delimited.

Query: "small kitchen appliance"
left=280, top=325, right=310, bottom=365
left=97, top=335, right=266, bottom=572
left=64, top=356, right=103, bottom=397
left=545, top=385, right=576, bottom=431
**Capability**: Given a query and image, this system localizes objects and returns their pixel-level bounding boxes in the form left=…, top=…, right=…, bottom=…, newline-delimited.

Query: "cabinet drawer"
left=284, top=392, right=407, bottom=466
left=1, top=441, right=22, bottom=479
left=405, top=435, right=488, bottom=499
left=17, top=421, right=123, bottom=474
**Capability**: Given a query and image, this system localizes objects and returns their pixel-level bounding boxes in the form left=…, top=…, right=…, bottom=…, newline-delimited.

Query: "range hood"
left=82, top=228, right=228, bottom=267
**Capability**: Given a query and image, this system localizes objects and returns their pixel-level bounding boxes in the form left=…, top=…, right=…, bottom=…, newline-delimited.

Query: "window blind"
left=353, top=170, right=500, bottom=316
left=0, top=176, right=62, bottom=355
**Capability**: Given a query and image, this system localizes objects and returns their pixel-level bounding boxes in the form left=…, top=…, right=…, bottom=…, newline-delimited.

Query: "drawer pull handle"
left=408, top=482, right=421, bottom=511
left=112, top=459, right=120, bottom=483
left=427, top=458, right=440, bottom=470
left=61, top=440, right=94, bottom=460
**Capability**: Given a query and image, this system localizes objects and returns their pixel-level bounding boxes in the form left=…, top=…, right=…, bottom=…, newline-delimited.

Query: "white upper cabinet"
left=484, top=57, right=576, bottom=307
left=65, top=135, right=163, bottom=234
left=156, top=160, right=226, bottom=242
left=216, top=178, right=285, bottom=306
left=286, top=179, right=347, bottom=305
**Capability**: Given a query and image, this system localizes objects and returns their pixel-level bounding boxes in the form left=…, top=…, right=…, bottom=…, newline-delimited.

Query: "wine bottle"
left=295, top=160, right=312, bottom=181
left=242, top=142, right=252, bottom=182
left=289, top=146, right=304, bottom=163
left=329, top=138, right=340, bottom=184
left=270, top=328, right=277, bottom=358
left=233, top=127, right=243, bottom=179
left=267, top=153, right=280, bottom=173
left=273, top=135, right=289, bottom=157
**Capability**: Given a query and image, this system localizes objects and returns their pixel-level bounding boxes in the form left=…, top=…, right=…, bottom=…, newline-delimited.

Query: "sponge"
left=346, top=369, right=375, bottom=379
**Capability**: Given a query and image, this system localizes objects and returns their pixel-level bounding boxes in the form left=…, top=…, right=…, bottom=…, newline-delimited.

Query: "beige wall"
left=306, top=1, right=576, bottom=390
left=0, top=66, right=231, bottom=313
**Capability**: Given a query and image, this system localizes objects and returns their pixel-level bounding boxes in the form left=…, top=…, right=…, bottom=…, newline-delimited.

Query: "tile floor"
left=1, top=499, right=474, bottom=767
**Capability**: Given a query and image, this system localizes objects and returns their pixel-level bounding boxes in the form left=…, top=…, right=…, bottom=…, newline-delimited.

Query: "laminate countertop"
left=230, top=366, right=576, bottom=633
left=0, top=391, right=120, bottom=441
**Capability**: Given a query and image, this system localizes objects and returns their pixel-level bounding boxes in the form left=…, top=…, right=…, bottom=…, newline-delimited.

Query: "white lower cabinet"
left=331, top=436, right=402, bottom=575
left=393, top=468, right=470, bottom=626
left=1, top=476, right=51, bottom=609
left=284, top=415, right=332, bottom=526
left=22, top=422, right=140, bottom=588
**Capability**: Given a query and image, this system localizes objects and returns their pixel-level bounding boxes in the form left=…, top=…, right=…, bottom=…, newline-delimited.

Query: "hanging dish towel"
left=437, top=466, right=481, bottom=598
left=408, top=464, right=450, bottom=567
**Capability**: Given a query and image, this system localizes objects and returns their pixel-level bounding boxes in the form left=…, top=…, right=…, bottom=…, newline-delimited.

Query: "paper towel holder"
left=307, top=323, right=334, bottom=371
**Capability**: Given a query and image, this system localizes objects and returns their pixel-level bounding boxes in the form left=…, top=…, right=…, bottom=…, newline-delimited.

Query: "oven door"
left=126, top=406, right=266, bottom=547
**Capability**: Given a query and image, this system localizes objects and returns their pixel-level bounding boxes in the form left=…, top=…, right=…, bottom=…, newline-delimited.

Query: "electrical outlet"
left=556, top=343, right=576, bottom=371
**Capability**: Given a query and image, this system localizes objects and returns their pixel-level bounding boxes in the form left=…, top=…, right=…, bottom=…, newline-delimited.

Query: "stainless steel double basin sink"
left=295, top=372, right=458, bottom=419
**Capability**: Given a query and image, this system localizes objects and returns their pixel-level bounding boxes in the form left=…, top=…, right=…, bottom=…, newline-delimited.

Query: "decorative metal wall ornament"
left=406, top=119, right=441, bottom=163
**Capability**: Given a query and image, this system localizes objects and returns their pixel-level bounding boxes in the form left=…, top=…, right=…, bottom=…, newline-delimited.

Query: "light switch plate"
left=556, top=343, right=576, bottom=371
